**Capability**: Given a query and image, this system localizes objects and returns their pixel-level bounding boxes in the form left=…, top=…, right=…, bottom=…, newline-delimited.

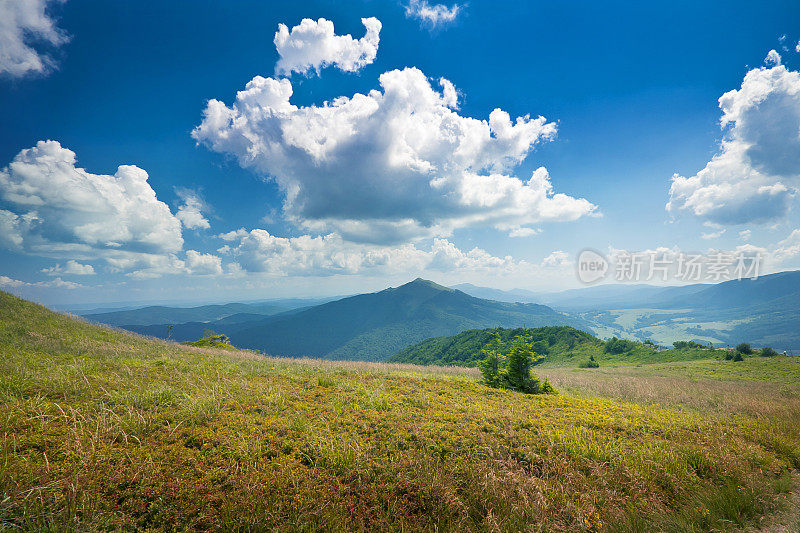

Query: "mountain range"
left=84, top=271, right=800, bottom=358
left=114, top=279, right=588, bottom=361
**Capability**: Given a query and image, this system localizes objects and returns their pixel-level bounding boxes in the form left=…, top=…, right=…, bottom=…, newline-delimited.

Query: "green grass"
left=1, top=290, right=799, bottom=531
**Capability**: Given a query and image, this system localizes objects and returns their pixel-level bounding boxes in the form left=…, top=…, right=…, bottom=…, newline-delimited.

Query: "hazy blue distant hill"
left=83, top=302, right=287, bottom=327
left=660, top=270, right=800, bottom=310
left=225, top=279, right=589, bottom=361
left=449, top=271, right=800, bottom=351
left=539, top=283, right=708, bottom=311
left=570, top=271, right=800, bottom=350
left=450, top=283, right=540, bottom=303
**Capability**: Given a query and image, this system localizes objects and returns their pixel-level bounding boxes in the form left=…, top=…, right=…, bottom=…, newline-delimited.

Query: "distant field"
left=1, top=291, right=799, bottom=531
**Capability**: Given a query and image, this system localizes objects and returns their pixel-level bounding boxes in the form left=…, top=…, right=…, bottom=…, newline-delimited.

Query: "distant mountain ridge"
left=123, top=279, right=590, bottom=361
left=231, top=279, right=589, bottom=361
left=97, top=271, right=800, bottom=355
left=83, top=302, right=288, bottom=326
left=449, top=283, right=540, bottom=303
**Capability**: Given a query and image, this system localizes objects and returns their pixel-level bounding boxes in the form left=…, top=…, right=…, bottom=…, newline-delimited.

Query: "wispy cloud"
left=0, top=274, right=81, bottom=289
left=0, top=0, right=69, bottom=77
left=404, top=0, right=463, bottom=29
left=175, top=188, right=210, bottom=230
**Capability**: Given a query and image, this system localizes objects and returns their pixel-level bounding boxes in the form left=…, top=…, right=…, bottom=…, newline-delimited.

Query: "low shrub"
left=605, top=337, right=637, bottom=354
left=736, top=343, right=753, bottom=355
left=760, top=346, right=778, bottom=357
left=674, top=340, right=706, bottom=350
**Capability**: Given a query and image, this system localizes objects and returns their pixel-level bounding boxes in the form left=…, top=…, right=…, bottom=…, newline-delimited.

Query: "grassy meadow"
left=1, top=290, right=799, bottom=531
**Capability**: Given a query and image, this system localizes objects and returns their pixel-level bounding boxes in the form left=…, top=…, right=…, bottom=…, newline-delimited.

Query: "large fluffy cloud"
left=0, top=0, right=68, bottom=77
left=668, top=58, right=800, bottom=224
left=194, top=68, right=596, bottom=243
left=274, top=17, right=381, bottom=76
left=404, top=1, right=462, bottom=28
left=0, top=141, right=184, bottom=260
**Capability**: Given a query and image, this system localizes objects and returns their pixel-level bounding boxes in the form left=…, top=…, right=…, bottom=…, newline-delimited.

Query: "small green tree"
left=504, top=336, right=541, bottom=393
left=760, top=346, right=778, bottom=357
left=477, top=334, right=505, bottom=388
left=736, top=343, right=753, bottom=355
left=732, top=352, right=744, bottom=362
left=477, top=334, right=551, bottom=394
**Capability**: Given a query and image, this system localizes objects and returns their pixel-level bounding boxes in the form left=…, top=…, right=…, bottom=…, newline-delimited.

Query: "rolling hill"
left=388, top=326, right=725, bottom=367
left=100, top=272, right=800, bottom=358
left=389, top=326, right=602, bottom=366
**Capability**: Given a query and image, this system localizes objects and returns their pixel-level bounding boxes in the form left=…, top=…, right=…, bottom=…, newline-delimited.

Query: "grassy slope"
left=1, top=290, right=799, bottom=531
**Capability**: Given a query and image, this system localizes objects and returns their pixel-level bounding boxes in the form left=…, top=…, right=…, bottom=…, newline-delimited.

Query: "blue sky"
left=1, top=0, right=800, bottom=306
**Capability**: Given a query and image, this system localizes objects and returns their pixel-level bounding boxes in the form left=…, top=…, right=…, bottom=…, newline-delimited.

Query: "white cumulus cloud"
left=668, top=62, right=800, bottom=225
left=185, top=250, right=223, bottom=275
left=0, top=0, right=68, bottom=77
left=118, top=250, right=223, bottom=279
left=274, top=17, right=381, bottom=76
left=41, top=259, right=94, bottom=276
left=194, top=68, right=596, bottom=244
left=0, top=141, right=184, bottom=262
left=404, top=0, right=462, bottom=28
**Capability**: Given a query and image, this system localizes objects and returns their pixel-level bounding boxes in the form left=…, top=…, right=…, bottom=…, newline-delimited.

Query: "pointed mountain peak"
left=399, top=278, right=454, bottom=292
